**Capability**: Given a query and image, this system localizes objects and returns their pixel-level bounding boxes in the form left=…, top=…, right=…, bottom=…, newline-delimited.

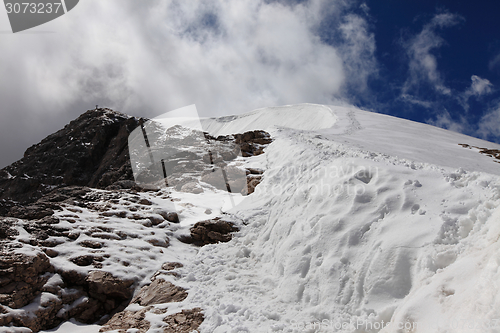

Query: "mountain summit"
left=0, top=108, right=141, bottom=208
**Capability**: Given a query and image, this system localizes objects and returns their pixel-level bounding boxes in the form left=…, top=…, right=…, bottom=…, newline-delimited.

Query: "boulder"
left=86, top=271, right=134, bottom=303
left=132, top=279, right=187, bottom=306
left=180, top=219, right=239, bottom=246
left=163, top=308, right=204, bottom=333
left=99, top=308, right=151, bottom=333
left=0, top=252, right=53, bottom=309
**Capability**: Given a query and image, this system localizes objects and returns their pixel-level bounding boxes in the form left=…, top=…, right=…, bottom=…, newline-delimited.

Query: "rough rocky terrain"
left=459, top=143, right=500, bottom=163
left=0, top=108, right=271, bottom=332
left=0, top=108, right=142, bottom=209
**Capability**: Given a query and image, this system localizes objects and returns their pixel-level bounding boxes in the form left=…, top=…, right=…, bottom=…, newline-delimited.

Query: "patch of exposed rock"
left=100, top=307, right=151, bottom=333
left=233, top=130, right=273, bottom=157
left=0, top=252, right=53, bottom=309
left=0, top=250, right=136, bottom=332
left=132, top=279, right=187, bottom=306
left=100, top=307, right=203, bottom=333
left=100, top=262, right=190, bottom=333
left=179, top=218, right=239, bottom=246
left=163, top=308, right=204, bottom=333
left=459, top=143, right=500, bottom=163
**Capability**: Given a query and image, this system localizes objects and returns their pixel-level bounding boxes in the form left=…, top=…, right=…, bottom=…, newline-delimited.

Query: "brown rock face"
left=0, top=108, right=143, bottom=205
left=86, top=271, right=134, bottom=303
left=0, top=251, right=137, bottom=332
left=180, top=218, right=239, bottom=246
left=100, top=307, right=203, bottom=333
left=100, top=307, right=151, bottom=333
left=132, top=279, right=188, bottom=306
left=0, top=252, right=53, bottom=309
left=246, top=175, right=263, bottom=195
left=234, top=130, right=272, bottom=157
left=163, top=308, right=204, bottom=333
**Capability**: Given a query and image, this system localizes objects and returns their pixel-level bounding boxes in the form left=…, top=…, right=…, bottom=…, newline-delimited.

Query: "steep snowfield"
left=200, top=104, right=337, bottom=135
left=44, top=104, right=500, bottom=332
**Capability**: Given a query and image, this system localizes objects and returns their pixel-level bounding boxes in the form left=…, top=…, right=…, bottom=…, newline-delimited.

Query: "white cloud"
left=426, top=109, right=468, bottom=134
left=478, top=105, right=500, bottom=140
left=0, top=0, right=378, bottom=118
left=489, top=53, right=500, bottom=73
left=402, top=13, right=463, bottom=96
left=400, top=94, right=434, bottom=109
left=338, top=13, right=377, bottom=93
left=459, top=75, right=494, bottom=110
left=0, top=0, right=378, bottom=167
left=469, top=75, right=493, bottom=96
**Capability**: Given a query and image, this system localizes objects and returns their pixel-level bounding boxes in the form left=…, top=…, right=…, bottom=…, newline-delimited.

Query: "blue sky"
left=360, top=0, right=500, bottom=142
left=1, top=0, right=500, bottom=168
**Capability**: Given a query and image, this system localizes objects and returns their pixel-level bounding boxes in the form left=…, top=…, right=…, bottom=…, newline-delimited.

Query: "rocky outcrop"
left=180, top=218, right=239, bottom=246
left=100, top=307, right=151, bottom=333
left=0, top=218, right=19, bottom=241
left=100, top=307, right=203, bottom=333
left=132, top=279, right=187, bottom=306
left=0, top=109, right=273, bottom=332
left=0, top=252, right=53, bottom=309
left=0, top=108, right=143, bottom=205
left=0, top=250, right=137, bottom=332
left=100, top=262, right=190, bottom=333
left=163, top=308, right=204, bottom=333
left=459, top=143, right=500, bottom=163
left=233, top=130, right=272, bottom=157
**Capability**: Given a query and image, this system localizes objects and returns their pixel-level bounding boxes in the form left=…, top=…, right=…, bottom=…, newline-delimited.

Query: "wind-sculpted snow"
left=200, top=103, right=338, bottom=135
left=178, top=125, right=500, bottom=332
left=325, top=106, right=500, bottom=176
left=34, top=104, right=500, bottom=332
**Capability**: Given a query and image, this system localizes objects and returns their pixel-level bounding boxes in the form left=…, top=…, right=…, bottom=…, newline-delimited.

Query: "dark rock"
left=162, top=262, right=183, bottom=271
left=86, top=271, right=134, bottom=303
left=0, top=109, right=143, bottom=205
left=165, top=212, right=179, bottom=223
left=163, top=308, right=204, bottom=333
left=180, top=219, right=239, bottom=246
left=0, top=252, right=53, bottom=309
left=246, top=175, right=263, bottom=195
left=0, top=199, right=15, bottom=217
left=79, top=240, right=104, bottom=249
left=138, top=198, right=152, bottom=206
left=0, top=218, right=18, bottom=240
left=19, top=217, right=73, bottom=247
left=70, top=255, right=104, bottom=267
left=59, top=270, right=87, bottom=287
left=234, top=130, right=272, bottom=157
left=42, top=248, right=59, bottom=258
left=0, top=264, right=140, bottom=330
left=8, top=205, right=54, bottom=220
left=246, top=168, right=264, bottom=175
left=6, top=292, right=64, bottom=332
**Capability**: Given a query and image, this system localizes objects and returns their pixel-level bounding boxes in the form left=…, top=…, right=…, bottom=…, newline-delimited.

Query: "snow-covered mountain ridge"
left=175, top=104, right=500, bottom=332
left=2, top=104, right=500, bottom=332
left=203, top=103, right=500, bottom=175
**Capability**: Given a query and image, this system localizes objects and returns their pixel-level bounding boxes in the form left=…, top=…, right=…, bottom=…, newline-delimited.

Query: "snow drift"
left=184, top=104, right=500, bottom=332
left=43, top=103, right=500, bottom=333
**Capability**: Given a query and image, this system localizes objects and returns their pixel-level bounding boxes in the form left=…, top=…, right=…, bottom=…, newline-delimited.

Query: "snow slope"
left=43, top=104, right=500, bottom=333
left=200, top=104, right=337, bottom=135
